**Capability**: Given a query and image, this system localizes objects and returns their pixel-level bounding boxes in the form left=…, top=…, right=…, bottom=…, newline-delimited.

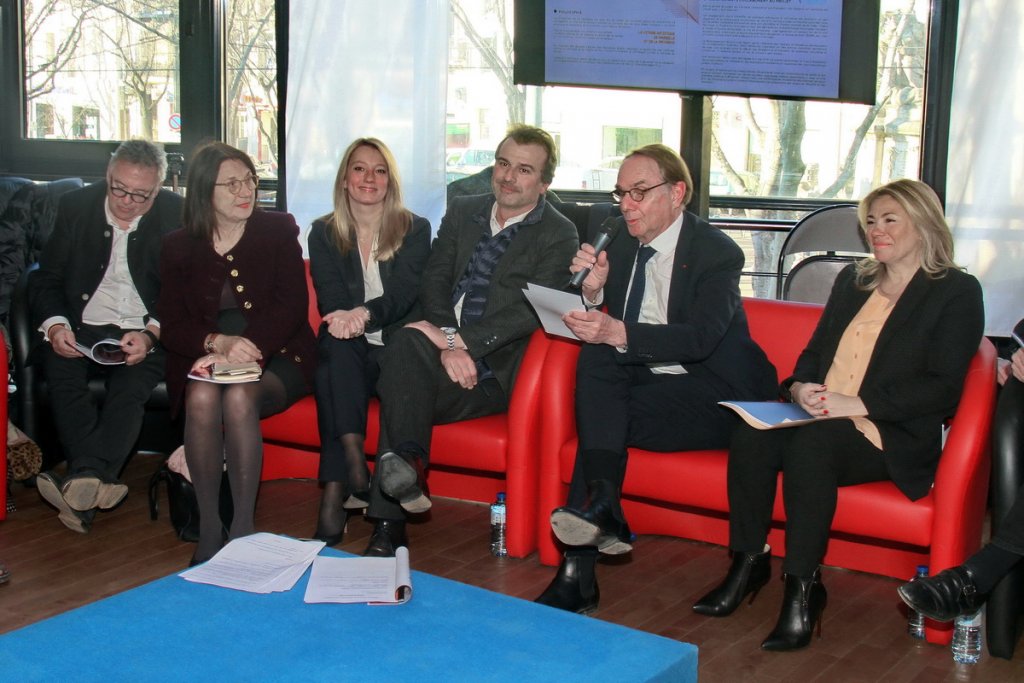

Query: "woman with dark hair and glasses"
left=308, top=138, right=430, bottom=546
left=158, top=141, right=316, bottom=565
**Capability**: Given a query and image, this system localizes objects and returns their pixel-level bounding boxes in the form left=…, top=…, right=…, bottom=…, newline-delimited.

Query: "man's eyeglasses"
left=611, top=181, right=669, bottom=204
left=214, top=174, right=259, bottom=195
left=108, top=184, right=155, bottom=204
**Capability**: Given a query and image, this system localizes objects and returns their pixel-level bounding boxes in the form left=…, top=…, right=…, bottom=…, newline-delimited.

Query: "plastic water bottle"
left=907, top=564, right=928, bottom=639
left=489, top=492, right=507, bottom=557
left=951, top=609, right=983, bottom=664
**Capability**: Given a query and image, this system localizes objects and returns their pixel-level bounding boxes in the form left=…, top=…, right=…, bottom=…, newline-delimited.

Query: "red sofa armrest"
left=928, top=339, right=997, bottom=573
left=503, top=329, right=553, bottom=556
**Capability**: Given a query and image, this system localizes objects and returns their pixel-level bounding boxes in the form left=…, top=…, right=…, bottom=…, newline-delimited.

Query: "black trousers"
left=313, top=334, right=383, bottom=482
left=368, top=326, right=508, bottom=520
left=566, top=343, right=739, bottom=508
left=727, top=419, right=889, bottom=576
left=42, top=324, right=165, bottom=481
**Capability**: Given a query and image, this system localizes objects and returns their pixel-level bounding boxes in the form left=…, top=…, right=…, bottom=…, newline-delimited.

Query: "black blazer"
left=601, top=210, right=777, bottom=400
left=307, top=214, right=431, bottom=342
left=419, top=194, right=579, bottom=394
left=158, top=210, right=316, bottom=413
left=787, top=264, right=985, bottom=500
left=32, top=181, right=183, bottom=331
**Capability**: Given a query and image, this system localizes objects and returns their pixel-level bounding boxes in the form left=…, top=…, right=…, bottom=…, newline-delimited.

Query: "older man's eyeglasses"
left=214, top=174, right=259, bottom=195
left=108, top=184, right=155, bottom=204
left=611, top=181, right=669, bottom=204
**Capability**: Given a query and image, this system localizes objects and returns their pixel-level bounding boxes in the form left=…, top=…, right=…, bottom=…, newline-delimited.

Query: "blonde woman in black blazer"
left=307, top=138, right=430, bottom=546
left=693, top=179, right=985, bottom=651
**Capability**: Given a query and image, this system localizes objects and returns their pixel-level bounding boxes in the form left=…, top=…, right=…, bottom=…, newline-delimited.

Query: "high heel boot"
left=692, top=547, right=771, bottom=617
left=534, top=550, right=600, bottom=615
left=760, top=569, right=827, bottom=651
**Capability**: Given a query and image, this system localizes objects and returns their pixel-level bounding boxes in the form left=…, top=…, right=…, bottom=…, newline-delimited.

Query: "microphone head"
left=596, top=216, right=621, bottom=240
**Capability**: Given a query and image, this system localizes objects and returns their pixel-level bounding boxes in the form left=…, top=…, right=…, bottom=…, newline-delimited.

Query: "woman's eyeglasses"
left=214, top=174, right=259, bottom=195
left=610, top=181, right=669, bottom=204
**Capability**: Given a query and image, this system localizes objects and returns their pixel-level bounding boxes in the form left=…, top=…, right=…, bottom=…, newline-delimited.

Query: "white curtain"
left=286, top=1, right=449, bottom=249
left=946, top=0, right=1024, bottom=336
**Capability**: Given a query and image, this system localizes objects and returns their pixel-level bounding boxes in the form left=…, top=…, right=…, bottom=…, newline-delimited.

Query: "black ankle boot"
left=761, top=569, right=827, bottom=651
left=693, top=548, right=771, bottom=617
left=534, top=552, right=600, bottom=615
left=363, top=519, right=409, bottom=557
left=549, top=479, right=632, bottom=554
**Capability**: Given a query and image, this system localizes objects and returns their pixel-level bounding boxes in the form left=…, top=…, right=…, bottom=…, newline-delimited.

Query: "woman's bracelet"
left=204, top=333, right=219, bottom=353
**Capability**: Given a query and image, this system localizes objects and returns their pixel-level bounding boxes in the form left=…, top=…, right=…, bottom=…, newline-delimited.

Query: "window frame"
left=1, top=0, right=956, bottom=220
left=0, top=0, right=287, bottom=208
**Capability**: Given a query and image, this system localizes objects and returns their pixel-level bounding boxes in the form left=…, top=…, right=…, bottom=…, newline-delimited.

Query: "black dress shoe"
left=37, top=472, right=93, bottom=534
left=534, top=552, right=600, bottom=615
left=363, top=519, right=409, bottom=557
left=378, top=451, right=431, bottom=513
left=897, top=565, right=984, bottom=622
left=761, top=569, right=827, bottom=651
left=549, top=479, right=632, bottom=554
left=693, top=548, right=771, bottom=617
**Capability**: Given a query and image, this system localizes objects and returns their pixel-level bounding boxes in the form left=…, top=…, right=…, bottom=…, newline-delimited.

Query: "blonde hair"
left=319, top=138, right=411, bottom=260
left=854, top=178, right=959, bottom=289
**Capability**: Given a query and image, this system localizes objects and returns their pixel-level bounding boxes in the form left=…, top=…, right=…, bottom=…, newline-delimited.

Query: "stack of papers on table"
left=304, top=546, right=412, bottom=605
left=179, top=533, right=325, bottom=593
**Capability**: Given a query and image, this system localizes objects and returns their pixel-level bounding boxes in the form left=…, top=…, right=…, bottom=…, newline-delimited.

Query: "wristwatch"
left=440, top=326, right=457, bottom=351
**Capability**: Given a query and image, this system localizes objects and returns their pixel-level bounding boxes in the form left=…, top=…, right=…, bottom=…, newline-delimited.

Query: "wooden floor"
left=1, top=453, right=1021, bottom=682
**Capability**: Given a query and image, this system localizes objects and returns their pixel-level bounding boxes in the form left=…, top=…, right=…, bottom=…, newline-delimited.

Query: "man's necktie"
left=623, top=244, right=656, bottom=323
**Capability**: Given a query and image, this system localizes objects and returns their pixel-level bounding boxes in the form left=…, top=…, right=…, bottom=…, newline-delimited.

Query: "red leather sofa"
left=534, top=297, right=997, bottom=645
left=257, top=262, right=552, bottom=558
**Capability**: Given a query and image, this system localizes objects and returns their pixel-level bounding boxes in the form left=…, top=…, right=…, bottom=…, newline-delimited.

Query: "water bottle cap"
left=916, top=564, right=929, bottom=575
left=497, top=492, right=506, bottom=501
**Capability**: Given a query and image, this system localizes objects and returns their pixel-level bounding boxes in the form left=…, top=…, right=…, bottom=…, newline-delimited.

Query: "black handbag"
left=148, top=459, right=233, bottom=542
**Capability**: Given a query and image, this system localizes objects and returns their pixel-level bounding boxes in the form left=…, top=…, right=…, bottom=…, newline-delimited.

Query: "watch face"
left=441, top=327, right=456, bottom=335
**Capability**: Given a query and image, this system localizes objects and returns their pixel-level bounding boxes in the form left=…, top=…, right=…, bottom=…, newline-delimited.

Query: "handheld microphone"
left=569, top=217, right=621, bottom=289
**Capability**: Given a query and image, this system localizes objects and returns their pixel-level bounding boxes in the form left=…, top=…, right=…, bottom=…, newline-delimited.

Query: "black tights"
left=316, top=434, right=369, bottom=537
left=184, top=373, right=288, bottom=562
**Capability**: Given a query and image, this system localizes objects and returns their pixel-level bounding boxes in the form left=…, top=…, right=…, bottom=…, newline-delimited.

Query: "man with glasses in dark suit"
left=535, top=144, right=777, bottom=614
left=33, top=139, right=183, bottom=533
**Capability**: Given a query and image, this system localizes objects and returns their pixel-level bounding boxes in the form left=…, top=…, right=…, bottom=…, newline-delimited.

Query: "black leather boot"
left=693, top=548, right=771, bottom=617
left=549, top=479, right=632, bottom=554
left=761, top=569, right=827, bottom=651
left=897, top=565, right=984, bottom=622
left=363, top=519, right=409, bottom=557
left=534, top=551, right=600, bottom=615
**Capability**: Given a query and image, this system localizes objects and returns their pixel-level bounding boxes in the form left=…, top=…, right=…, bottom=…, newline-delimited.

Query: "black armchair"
left=988, top=375, right=1024, bottom=659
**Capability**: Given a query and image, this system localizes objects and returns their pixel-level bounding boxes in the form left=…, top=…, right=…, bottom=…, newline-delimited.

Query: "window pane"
left=225, top=0, right=278, bottom=181
left=22, top=0, right=180, bottom=142
left=710, top=0, right=928, bottom=202
left=447, top=1, right=681, bottom=194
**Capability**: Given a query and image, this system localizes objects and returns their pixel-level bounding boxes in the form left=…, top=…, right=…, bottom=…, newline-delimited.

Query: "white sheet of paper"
left=522, top=283, right=585, bottom=340
left=304, top=546, right=412, bottom=604
left=179, top=532, right=325, bottom=593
